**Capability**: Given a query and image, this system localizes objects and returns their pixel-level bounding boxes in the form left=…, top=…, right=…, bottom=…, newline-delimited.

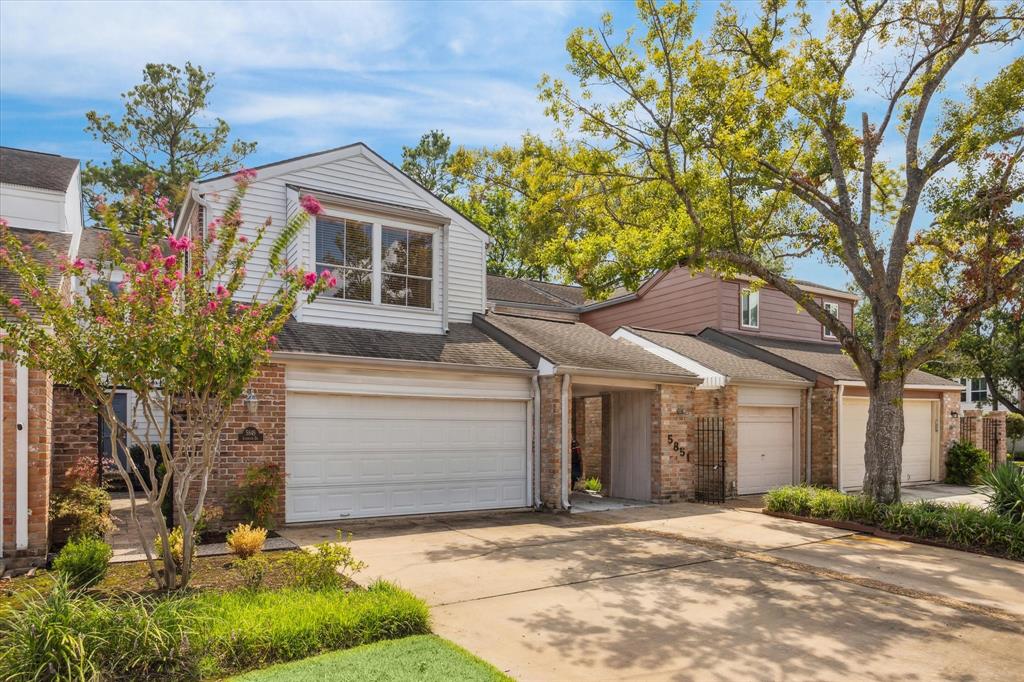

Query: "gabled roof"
left=275, top=319, right=532, bottom=371
left=486, top=275, right=582, bottom=309
left=475, top=311, right=698, bottom=382
left=0, top=146, right=79, bottom=192
left=622, top=327, right=808, bottom=385
left=703, top=330, right=961, bottom=388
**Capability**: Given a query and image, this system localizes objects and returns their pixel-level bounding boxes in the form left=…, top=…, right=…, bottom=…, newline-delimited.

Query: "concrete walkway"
left=900, top=482, right=989, bottom=508
left=281, top=503, right=1024, bottom=681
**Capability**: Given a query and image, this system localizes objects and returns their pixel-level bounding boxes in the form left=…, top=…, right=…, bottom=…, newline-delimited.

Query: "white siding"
left=199, top=146, right=487, bottom=333
left=0, top=183, right=67, bottom=232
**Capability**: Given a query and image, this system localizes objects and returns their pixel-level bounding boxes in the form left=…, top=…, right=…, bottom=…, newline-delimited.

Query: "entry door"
left=610, top=391, right=652, bottom=501
left=100, top=392, right=129, bottom=471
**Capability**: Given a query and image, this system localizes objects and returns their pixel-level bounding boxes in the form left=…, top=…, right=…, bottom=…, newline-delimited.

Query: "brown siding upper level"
left=581, top=267, right=855, bottom=343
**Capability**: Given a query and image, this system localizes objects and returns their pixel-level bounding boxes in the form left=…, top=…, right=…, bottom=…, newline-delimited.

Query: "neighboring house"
left=0, top=146, right=83, bottom=566
left=957, top=377, right=1021, bottom=414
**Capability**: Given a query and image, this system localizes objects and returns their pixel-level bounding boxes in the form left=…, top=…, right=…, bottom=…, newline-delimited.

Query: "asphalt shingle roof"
left=276, top=319, right=532, bottom=370
left=739, top=335, right=961, bottom=387
left=627, top=328, right=807, bottom=384
left=0, top=147, right=79, bottom=192
left=0, top=226, right=73, bottom=320
left=477, top=312, right=697, bottom=380
left=486, top=275, right=583, bottom=309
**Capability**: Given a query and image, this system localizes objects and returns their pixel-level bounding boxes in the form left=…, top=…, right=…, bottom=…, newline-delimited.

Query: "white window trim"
left=309, top=202, right=439, bottom=313
left=740, top=288, right=759, bottom=329
left=822, top=301, right=839, bottom=339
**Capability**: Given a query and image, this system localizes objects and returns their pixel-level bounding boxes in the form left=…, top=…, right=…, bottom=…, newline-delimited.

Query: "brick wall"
left=538, top=375, right=564, bottom=509
left=811, top=387, right=838, bottom=486
left=51, top=387, right=99, bottom=493
left=650, top=383, right=695, bottom=501
left=571, top=396, right=604, bottom=482
left=1, top=360, right=53, bottom=567
left=938, top=392, right=961, bottom=480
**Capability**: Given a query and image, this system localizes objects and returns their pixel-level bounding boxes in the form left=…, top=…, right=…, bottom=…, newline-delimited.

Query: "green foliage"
left=1006, top=412, right=1024, bottom=446
left=195, top=581, right=430, bottom=677
left=401, top=130, right=458, bottom=199
left=981, top=463, right=1024, bottom=524
left=0, top=578, right=200, bottom=681
left=581, top=477, right=602, bottom=492
left=233, top=555, right=270, bottom=592
left=230, top=463, right=285, bottom=529
left=950, top=305, right=1024, bottom=412
left=83, top=61, right=256, bottom=215
left=53, top=537, right=113, bottom=588
left=230, top=635, right=512, bottom=682
left=283, top=531, right=366, bottom=590
left=763, top=485, right=1024, bottom=560
left=945, top=441, right=991, bottom=485
left=50, top=482, right=115, bottom=540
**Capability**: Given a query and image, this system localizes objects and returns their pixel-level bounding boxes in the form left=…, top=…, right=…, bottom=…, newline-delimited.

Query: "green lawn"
left=230, top=635, right=512, bottom=682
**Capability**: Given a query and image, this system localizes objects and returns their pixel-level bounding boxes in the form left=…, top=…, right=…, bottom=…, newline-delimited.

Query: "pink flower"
left=238, top=235, right=249, bottom=244
left=302, top=272, right=318, bottom=289
left=269, top=335, right=278, bottom=346
left=216, top=284, right=229, bottom=298
left=234, top=168, right=257, bottom=186
left=0, top=247, right=7, bottom=258
left=329, top=276, right=337, bottom=288
left=156, top=196, right=170, bottom=210
left=206, top=300, right=219, bottom=313
left=30, top=288, right=40, bottom=298
left=164, top=255, right=177, bottom=270
left=300, top=194, right=323, bottom=216
left=72, top=258, right=85, bottom=270
left=9, top=297, right=22, bottom=307
left=137, top=261, right=150, bottom=274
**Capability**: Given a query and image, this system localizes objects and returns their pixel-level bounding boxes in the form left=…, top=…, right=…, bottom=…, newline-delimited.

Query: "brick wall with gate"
left=961, top=409, right=1007, bottom=468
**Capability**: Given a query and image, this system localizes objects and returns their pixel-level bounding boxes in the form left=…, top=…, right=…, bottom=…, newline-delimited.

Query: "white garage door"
left=286, top=393, right=528, bottom=522
left=738, top=406, right=795, bottom=495
left=841, top=398, right=935, bottom=489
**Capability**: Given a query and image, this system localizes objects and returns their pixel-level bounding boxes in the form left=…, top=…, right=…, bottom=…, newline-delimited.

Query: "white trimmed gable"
left=190, top=144, right=488, bottom=334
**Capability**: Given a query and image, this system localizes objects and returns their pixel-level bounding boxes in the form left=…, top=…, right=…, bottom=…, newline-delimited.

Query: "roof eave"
left=271, top=350, right=536, bottom=376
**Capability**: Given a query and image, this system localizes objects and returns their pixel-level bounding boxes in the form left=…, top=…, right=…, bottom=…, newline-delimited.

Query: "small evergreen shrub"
left=232, top=555, right=269, bottom=591
left=981, top=463, right=1024, bottom=523
left=50, top=482, right=115, bottom=540
left=154, top=526, right=196, bottom=566
left=227, top=523, right=268, bottom=559
left=945, top=441, right=990, bottom=485
left=52, top=536, right=113, bottom=588
left=284, top=531, right=366, bottom=589
left=229, top=462, right=285, bottom=529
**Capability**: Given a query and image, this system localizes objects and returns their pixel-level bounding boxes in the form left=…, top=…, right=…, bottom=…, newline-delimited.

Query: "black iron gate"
left=695, top=416, right=726, bottom=503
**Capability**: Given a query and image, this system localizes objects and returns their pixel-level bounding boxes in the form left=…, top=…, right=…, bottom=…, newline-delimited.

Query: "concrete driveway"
left=282, top=504, right=1024, bottom=682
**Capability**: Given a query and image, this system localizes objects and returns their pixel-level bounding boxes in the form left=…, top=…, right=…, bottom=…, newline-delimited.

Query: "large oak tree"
left=523, top=0, right=1023, bottom=502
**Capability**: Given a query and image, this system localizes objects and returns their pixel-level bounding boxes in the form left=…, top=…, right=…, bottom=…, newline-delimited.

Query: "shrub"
left=0, top=578, right=199, bottom=681
left=981, top=463, right=1024, bottom=523
left=945, top=441, right=990, bottom=485
left=52, top=536, right=113, bottom=588
left=580, top=477, right=602, bottom=492
left=227, top=523, right=268, bottom=559
left=233, top=555, right=270, bottom=591
left=230, top=462, right=285, bottom=529
left=196, top=503, right=225, bottom=540
left=284, top=531, right=366, bottom=590
left=763, top=485, right=814, bottom=516
left=50, top=482, right=115, bottom=540
left=1006, top=413, right=1024, bottom=451
left=195, top=580, right=430, bottom=677
left=154, top=526, right=196, bottom=566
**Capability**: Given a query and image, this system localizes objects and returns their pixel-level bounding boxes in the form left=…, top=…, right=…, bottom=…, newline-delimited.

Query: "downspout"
left=0, top=356, right=4, bottom=557
left=805, top=388, right=813, bottom=485
left=442, top=224, right=449, bottom=333
left=15, top=363, right=28, bottom=550
left=560, top=373, right=571, bottom=510
left=531, top=375, right=541, bottom=508
left=836, top=384, right=845, bottom=490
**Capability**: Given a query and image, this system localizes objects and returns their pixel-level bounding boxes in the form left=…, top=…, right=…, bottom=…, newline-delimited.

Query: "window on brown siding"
left=823, top=301, right=839, bottom=339
left=740, top=289, right=759, bottom=328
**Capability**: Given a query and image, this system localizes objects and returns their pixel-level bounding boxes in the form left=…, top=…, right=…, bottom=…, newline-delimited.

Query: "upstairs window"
left=381, top=226, right=433, bottom=308
left=822, top=301, right=840, bottom=339
left=960, top=378, right=988, bottom=403
left=315, top=217, right=373, bottom=302
left=740, top=289, right=759, bottom=328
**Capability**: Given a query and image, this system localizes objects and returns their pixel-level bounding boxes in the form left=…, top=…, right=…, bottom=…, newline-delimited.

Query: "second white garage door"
left=286, top=393, right=528, bottom=522
left=737, top=406, right=795, bottom=495
left=841, top=398, right=935, bottom=489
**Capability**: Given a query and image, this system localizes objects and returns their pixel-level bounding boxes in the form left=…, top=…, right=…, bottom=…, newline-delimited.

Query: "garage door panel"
left=738, top=406, right=795, bottom=495
left=842, top=398, right=935, bottom=489
left=286, top=393, right=528, bottom=522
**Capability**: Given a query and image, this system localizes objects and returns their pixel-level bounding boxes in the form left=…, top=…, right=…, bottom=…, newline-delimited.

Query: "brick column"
left=600, top=394, right=612, bottom=492
left=938, top=392, right=961, bottom=480
left=811, top=388, right=838, bottom=487
left=985, top=411, right=1008, bottom=467
left=538, top=375, right=565, bottom=509
left=650, top=384, right=695, bottom=502
left=963, top=409, right=984, bottom=450
left=581, top=397, right=603, bottom=481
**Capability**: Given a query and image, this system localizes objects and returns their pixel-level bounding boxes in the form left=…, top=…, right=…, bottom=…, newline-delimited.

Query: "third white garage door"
left=737, top=406, right=796, bottom=495
left=285, top=393, right=528, bottom=522
left=841, top=397, right=935, bottom=489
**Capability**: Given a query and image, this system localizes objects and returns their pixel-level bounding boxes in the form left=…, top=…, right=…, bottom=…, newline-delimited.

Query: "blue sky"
left=1, top=1, right=1016, bottom=290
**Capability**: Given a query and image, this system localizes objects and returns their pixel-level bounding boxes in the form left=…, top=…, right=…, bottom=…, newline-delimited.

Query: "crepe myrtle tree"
left=521, top=0, right=1024, bottom=502
left=0, top=171, right=333, bottom=589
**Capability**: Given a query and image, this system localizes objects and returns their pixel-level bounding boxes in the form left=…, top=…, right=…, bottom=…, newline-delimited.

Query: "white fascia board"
left=834, top=380, right=961, bottom=391
left=612, top=328, right=726, bottom=388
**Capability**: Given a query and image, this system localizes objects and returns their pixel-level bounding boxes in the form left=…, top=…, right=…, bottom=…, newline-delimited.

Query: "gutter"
left=837, top=383, right=846, bottom=490
left=560, top=372, right=571, bottom=510
left=553, top=365, right=701, bottom=385
left=806, top=388, right=813, bottom=485
left=271, top=351, right=537, bottom=377
left=531, top=374, right=541, bottom=509
left=833, top=380, right=962, bottom=391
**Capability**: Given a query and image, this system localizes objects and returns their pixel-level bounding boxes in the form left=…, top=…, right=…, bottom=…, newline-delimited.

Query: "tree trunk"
left=862, top=378, right=905, bottom=504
